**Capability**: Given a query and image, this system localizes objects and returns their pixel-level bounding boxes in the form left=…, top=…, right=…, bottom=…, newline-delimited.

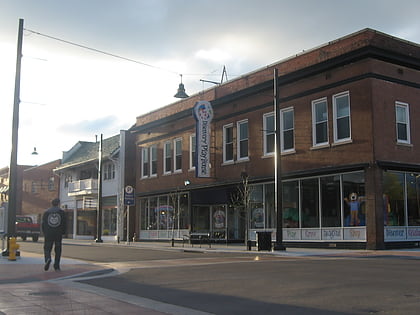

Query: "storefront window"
left=158, top=196, right=171, bottom=230
left=301, top=178, right=319, bottom=228
left=148, top=197, right=158, bottom=230
left=265, top=183, right=276, bottom=228
left=77, top=210, right=96, bottom=235
left=383, top=172, right=405, bottom=226
left=250, top=184, right=264, bottom=229
left=179, top=193, right=189, bottom=229
left=103, top=208, right=117, bottom=235
left=407, top=173, right=420, bottom=226
left=321, top=176, right=341, bottom=227
left=283, top=181, right=299, bottom=228
left=342, top=172, right=365, bottom=226
left=140, top=198, right=148, bottom=230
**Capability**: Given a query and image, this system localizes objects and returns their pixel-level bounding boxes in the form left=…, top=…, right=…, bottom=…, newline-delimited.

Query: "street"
left=19, top=241, right=420, bottom=314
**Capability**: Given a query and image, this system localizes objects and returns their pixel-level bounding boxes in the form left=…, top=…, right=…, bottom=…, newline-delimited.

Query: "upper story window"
left=312, top=97, right=329, bottom=146
left=104, top=163, right=115, bottom=180
left=189, top=134, right=196, bottom=170
left=395, top=102, right=411, bottom=144
left=263, top=112, right=275, bottom=155
left=333, top=91, right=351, bottom=143
left=31, top=181, right=37, bottom=193
left=48, top=177, right=55, bottom=191
left=281, top=107, right=294, bottom=152
left=150, top=145, right=157, bottom=176
left=237, top=120, right=249, bottom=160
left=141, top=147, right=149, bottom=178
left=164, top=141, right=172, bottom=174
left=174, top=138, right=182, bottom=172
left=141, top=146, right=157, bottom=178
left=223, top=124, right=234, bottom=163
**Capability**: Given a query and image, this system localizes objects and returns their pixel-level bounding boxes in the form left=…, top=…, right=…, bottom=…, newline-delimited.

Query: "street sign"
left=124, top=185, right=135, bottom=206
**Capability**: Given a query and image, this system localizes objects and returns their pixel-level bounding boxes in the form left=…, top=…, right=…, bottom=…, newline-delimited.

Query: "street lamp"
left=273, top=68, right=286, bottom=251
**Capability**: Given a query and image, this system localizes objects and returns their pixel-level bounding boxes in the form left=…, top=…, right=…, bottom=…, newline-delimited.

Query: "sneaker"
left=44, top=258, right=51, bottom=271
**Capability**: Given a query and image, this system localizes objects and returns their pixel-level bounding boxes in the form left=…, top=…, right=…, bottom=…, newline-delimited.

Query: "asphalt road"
left=20, top=241, right=420, bottom=315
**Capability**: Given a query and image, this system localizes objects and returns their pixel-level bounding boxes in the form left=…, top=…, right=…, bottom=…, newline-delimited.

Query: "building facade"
left=54, top=133, right=126, bottom=240
left=130, top=29, right=420, bottom=249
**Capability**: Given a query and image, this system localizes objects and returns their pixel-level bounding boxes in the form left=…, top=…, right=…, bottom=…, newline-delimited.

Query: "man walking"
left=42, top=198, right=66, bottom=271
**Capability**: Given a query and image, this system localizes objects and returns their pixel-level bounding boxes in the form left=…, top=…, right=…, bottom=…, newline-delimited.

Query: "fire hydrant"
left=8, top=237, right=20, bottom=261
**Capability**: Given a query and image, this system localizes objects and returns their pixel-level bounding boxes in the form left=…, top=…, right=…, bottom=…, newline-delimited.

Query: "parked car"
left=16, top=215, right=40, bottom=242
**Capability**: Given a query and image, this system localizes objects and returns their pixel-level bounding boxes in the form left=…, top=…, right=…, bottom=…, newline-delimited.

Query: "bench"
left=183, top=232, right=211, bottom=248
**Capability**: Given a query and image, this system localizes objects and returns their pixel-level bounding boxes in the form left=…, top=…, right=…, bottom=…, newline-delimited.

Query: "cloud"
left=57, top=116, right=121, bottom=136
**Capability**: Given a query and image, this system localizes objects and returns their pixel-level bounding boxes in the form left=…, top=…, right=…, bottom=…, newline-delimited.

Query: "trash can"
left=256, top=231, right=272, bottom=251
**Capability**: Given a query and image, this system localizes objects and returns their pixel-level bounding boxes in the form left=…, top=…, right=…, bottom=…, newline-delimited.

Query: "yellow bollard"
left=8, top=237, right=20, bottom=261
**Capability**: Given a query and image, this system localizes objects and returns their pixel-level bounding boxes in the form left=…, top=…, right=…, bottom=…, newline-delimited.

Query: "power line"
left=24, top=28, right=180, bottom=75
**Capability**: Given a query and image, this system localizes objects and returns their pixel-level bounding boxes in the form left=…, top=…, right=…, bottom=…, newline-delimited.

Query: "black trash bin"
left=256, top=231, right=272, bottom=251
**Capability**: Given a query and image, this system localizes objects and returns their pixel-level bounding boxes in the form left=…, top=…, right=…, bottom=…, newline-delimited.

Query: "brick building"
left=130, top=29, right=420, bottom=249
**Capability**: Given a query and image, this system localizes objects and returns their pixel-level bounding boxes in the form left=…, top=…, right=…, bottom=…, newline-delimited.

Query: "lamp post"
left=273, top=68, right=286, bottom=251
left=2, top=19, right=24, bottom=257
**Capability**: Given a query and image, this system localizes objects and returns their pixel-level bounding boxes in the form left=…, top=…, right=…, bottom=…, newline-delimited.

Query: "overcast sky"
left=1, top=0, right=419, bottom=167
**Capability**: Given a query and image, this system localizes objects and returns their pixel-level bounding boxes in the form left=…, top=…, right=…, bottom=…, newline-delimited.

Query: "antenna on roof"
left=221, top=65, right=228, bottom=83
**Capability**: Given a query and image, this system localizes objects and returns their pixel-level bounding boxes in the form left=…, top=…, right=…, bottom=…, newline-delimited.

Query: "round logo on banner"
left=193, top=101, right=213, bottom=122
left=48, top=212, right=61, bottom=228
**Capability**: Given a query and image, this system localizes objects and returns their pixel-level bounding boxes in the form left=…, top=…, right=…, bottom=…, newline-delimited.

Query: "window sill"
left=396, top=142, right=413, bottom=148
left=222, top=161, right=235, bottom=166
left=332, top=139, right=353, bottom=147
left=281, top=150, right=296, bottom=156
left=311, top=143, right=330, bottom=151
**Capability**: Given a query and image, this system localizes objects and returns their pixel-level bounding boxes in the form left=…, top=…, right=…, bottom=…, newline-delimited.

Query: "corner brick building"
left=129, top=29, right=420, bottom=249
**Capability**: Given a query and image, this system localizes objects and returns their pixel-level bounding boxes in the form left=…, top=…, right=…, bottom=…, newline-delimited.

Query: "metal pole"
left=126, top=205, right=130, bottom=244
left=273, top=68, right=286, bottom=251
left=95, top=134, right=103, bottom=243
left=2, top=19, right=24, bottom=257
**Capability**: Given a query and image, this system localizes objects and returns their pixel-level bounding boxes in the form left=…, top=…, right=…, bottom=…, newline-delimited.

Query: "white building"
left=54, top=132, right=128, bottom=241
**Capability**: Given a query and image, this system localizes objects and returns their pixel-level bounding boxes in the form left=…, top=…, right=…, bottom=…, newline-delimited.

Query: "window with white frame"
left=312, top=97, right=329, bottom=146
left=141, top=147, right=149, bottom=178
left=174, top=138, right=182, bottom=172
left=104, top=163, right=115, bottom=180
left=237, top=120, right=249, bottom=160
left=189, top=134, right=196, bottom=169
left=150, top=145, right=157, bottom=176
left=281, top=107, right=294, bottom=152
left=333, top=91, right=351, bottom=142
left=223, top=124, right=234, bottom=163
left=263, top=112, right=275, bottom=155
left=395, top=102, right=411, bottom=144
left=164, top=141, right=172, bottom=174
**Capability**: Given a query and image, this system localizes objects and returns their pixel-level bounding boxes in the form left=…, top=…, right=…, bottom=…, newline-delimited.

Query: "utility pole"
left=95, top=134, right=103, bottom=243
left=2, top=19, right=24, bottom=256
left=273, top=68, right=286, bottom=251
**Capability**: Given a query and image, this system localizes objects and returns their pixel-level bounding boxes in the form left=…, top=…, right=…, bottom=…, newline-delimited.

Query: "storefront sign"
left=407, top=227, right=420, bottom=240
left=384, top=227, right=406, bottom=241
left=284, top=229, right=301, bottom=240
left=343, top=227, right=366, bottom=240
left=193, top=101, right=213, bottom=178
left=322, top=228, right=342, bottom=240
left=302, top=229, right=321, bottom=240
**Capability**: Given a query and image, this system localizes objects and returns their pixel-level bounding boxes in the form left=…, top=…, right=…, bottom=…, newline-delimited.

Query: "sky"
left=1, top=0, right=420, bottom=167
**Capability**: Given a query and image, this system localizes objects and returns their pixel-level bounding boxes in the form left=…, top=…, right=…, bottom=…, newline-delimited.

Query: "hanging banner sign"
left=193, top=100, right=213, bottom=177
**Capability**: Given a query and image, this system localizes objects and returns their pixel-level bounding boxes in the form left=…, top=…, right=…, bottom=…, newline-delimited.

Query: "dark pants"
left=44, top=235, right=63, bottom=268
